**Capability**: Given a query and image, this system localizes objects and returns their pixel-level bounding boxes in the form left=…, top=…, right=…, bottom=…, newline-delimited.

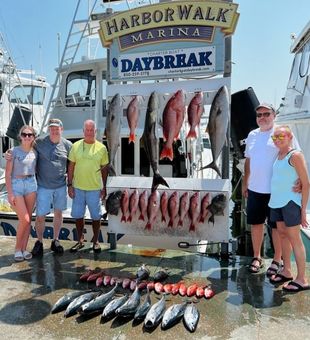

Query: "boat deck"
left=0, top=236, right=309, bottom=339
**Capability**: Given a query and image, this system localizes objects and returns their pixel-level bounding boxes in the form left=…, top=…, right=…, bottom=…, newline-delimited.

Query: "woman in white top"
left=5, top=125, right=37, bottom=262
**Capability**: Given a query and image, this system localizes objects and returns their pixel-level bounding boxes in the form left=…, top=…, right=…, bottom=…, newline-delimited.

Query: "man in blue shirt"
left=5, top=119, right=72, bottom=255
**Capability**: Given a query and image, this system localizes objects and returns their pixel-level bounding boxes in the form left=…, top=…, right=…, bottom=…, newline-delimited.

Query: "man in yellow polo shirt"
left=67, top=120, right=109, bottom=253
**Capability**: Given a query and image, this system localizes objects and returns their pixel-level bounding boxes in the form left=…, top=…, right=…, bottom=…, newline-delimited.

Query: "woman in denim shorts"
left=5, top=125, right=37, bottom=262
left=269, top=125, right=309, bottom=292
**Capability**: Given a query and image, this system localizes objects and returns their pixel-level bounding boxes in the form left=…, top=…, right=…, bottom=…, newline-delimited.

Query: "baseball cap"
left=48, top=118, right=63, bottom=127
left=255, top=103, right=275, bottom=112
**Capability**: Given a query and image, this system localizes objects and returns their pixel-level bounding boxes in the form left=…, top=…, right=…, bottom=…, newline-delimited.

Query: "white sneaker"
left=14, top=251, right=24, bottom=262
left=23, top=251, right=32, bottom=260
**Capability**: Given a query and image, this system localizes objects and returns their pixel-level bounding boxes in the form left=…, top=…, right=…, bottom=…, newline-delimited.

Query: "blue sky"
left=0, top=0, right=309, bottom=107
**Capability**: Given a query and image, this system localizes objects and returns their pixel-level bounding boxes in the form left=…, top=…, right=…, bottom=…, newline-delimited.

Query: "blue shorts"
left=36, top=185, right=67, bottom=216
left=12, top=176, right=37, bottom=196
left=71, top=188, right=102, bottom=220
left=270, top=200, right=301, bottom=227
left=246, top=189, right=276, bottom=228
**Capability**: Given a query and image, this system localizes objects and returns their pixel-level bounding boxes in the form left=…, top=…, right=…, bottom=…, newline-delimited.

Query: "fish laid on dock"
left=144, top=294, right=166, bottom=329
left=200, top=85, right=229, bottom=177
left=79, top=284, right=118, bottom=315
left=163, top=283, right=172, bottom=294
left=79, top=270, right=96, bottom=281
left=64, top=291, right=100, bottom=317
left=187, top=283, right=199, bottom=297
left=103, top=275, right=111, bottom=286
left=183, top=302, right=200, bottom=332
left=154, top=282, right=164, bottom=294
left=101, top=294, right=129, bottom=319
left=204, top=286, right=215, bottom=299
left=153, top=269, right=169, bottom=282
left=122, top=278, right=131, bottom=289
left=51, top=290, right=87, bottom=314
left=116, top=286, right=141, bottom=317
left=136, top=264, right=150, bottom=282
left=142, top=91, right=169, bottom=192
left=147, top=281, right=155, bottom=291
left=171, top=281, right=183, bottom=295
left=134, top=288, right=152, bottom=320
left=161, top=302, right=187, bottom=330
left=87, top=271, right=104, bottom=282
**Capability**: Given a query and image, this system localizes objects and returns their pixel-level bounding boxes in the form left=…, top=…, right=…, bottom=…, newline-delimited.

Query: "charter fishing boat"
left=0, top=0, right=240, bottom=253
left=276, top=20, right=310, bottom=259
left=0, top=32, right=49, bottom=195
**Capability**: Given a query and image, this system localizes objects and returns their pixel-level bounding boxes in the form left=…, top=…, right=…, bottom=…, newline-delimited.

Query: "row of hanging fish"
left=105, top=91, right=169, bottom=192
left=105, top=188, right=227, bottom=230
left=51, top=285, right=203, bottom=332
left=105, top=85, right=230, bottom=189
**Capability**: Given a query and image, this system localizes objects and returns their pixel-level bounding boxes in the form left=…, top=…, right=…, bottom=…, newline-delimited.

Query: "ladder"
left=40, top=0, right=156, bottom=134
left=39, top=0, right=102, bottom=134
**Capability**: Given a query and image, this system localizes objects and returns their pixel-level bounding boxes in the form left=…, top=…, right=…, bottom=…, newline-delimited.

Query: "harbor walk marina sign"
left=98, top=1, right=239, bottom=81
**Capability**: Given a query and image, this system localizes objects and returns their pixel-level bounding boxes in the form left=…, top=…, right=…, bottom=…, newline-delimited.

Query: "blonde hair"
left=274, top=125, right=292, bottom=136
left=18, top=125, right=37, bottom=147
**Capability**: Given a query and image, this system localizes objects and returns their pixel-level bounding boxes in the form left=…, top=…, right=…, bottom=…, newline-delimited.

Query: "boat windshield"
left=65, top=70, right=96, bottom=107
left=9, top=85, right=46, bottom=105
left=299, top=42, right=310, bottom=77
left=287, top=52, right=301, bottom=90
left=287, top=40, right=310, bottom=94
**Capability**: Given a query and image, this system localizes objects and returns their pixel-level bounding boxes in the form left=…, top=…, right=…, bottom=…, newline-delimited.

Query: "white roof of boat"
left=290, top=20, right=310, bottom=53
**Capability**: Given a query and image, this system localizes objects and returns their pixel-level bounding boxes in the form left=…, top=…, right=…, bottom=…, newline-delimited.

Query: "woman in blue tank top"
left=269, top=125, right=309, bottom=292
left=5, top=125, right=37, bottom=262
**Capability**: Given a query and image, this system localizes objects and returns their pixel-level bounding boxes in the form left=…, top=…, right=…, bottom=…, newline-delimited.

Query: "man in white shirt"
left=242, top=103, right=290, bottom=275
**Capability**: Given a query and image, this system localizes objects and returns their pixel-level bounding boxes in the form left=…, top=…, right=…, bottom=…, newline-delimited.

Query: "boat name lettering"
left=0, top=221, right=104, bottom=242
left=120, top=51, right=213, bottom=73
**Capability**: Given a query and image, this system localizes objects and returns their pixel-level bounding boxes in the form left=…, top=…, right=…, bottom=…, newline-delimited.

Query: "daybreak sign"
left=98, top=1, right=239, bottom=81
left=117, top=47, right=215, bottom=79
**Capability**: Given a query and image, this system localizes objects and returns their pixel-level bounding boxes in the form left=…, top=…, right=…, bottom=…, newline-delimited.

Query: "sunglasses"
left=21, top=132, right=34, bottom=138
left=256, top=112, right=272, bottom=118
left=271, top=134, right=286, bottom=141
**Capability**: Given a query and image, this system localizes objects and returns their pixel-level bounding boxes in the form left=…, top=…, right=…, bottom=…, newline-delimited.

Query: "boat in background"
left=0, top=32, right=49, bottom=192
left=1, top=0, right=236, bottom=254
left=276, top=20, right=310, bottom=258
